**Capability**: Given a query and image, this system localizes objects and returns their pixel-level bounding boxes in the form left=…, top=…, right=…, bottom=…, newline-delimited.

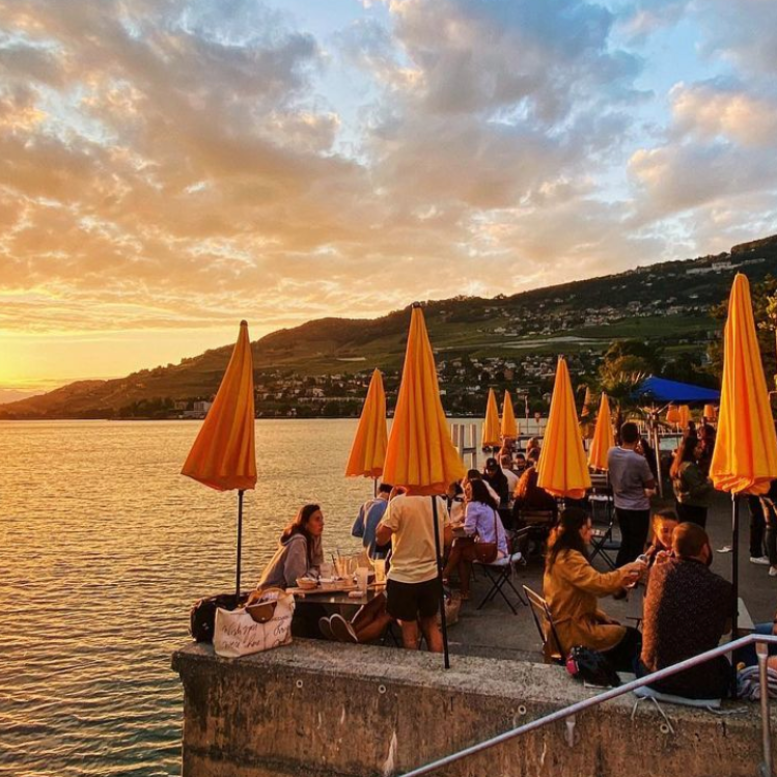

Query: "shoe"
left=750, top=556, right=770, bottom=565
left=318, top=616, right=336, bottom=641
left=769, top=566, right=777, bottom=577
left=717, top=545, right=732, bottom=553
left=330, top=614, right=359, bottom=643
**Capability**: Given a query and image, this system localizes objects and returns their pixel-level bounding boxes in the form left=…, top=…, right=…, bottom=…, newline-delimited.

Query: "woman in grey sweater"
left=257, top=504, right=325, bottom=589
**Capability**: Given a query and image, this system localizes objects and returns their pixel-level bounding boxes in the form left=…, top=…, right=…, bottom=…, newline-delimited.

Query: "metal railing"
left=401, top=633, right=777, bottom=777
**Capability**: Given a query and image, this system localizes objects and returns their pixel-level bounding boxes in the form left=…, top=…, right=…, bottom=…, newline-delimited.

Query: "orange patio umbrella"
left=588, top=393, right=615, bottom=471
left=666, top=404, right=681, bottom=425
left=678, top=404, right=691, bottom=430
left=537, top=357, right=592, bottom=500
left=703, top=404, right=718, bottom=422
left=182, top=320, right=257, bottom=596
left=482, top=388, right=501, bottom=448
left=501, top=390, right=519, bottom=440
left=581, top=385, right=593, bottom=417
left=345, top=369, right=388, bottom=485
left=710, top=273, right=777, bottom=641
left=383, top=303, right=466, bottom=668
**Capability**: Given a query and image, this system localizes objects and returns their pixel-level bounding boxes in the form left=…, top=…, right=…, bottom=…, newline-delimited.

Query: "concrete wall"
left=172, top=641, right=771, bottom=777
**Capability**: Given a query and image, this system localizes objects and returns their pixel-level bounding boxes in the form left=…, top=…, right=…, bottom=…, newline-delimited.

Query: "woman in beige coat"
left=543, top=507, right=644, bottom=671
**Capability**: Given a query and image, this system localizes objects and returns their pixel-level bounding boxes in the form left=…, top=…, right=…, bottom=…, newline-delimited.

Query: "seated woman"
left=543, top=507, right=645, bottom=671
left=319, top=594, right=394, bottom=643
left=644, top=508, right=679, bottom=567
left=442, top=479, right=508, bottom=601
left=257, top=503, right=325, bottom=590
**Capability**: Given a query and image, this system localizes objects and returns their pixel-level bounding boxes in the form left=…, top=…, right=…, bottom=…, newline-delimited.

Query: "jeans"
left=615, top=508, right=650, bottom=566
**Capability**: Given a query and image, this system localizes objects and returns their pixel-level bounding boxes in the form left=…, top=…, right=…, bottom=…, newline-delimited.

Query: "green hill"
left=2, top=234, right=775, bottom=419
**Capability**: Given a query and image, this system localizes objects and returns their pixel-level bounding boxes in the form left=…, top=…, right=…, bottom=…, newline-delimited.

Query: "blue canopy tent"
left=636, top=376, right=721, bottom=404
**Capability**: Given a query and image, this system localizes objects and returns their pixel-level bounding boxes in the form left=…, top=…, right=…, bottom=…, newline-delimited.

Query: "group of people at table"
left=255, top=420, right=776, bottom=700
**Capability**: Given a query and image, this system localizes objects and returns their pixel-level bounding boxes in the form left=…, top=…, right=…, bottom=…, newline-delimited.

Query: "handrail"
left=400, top=633, right=777, bottom=777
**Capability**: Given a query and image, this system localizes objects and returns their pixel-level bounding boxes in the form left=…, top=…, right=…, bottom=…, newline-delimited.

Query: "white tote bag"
left=213, top=589, right=295, bottom=658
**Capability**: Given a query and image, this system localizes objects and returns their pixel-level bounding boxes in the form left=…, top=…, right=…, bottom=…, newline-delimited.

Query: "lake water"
left=0, top=419, right=414, bottom=776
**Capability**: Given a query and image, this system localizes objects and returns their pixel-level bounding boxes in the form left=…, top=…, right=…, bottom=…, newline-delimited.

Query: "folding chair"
left=517, top=509, right=556, bottom=561
left=473, top=552, right=528, bottom=614
left=589, top=512, right=620, bottom=571
left=523, top=584, right=566, bottom=664
left=588, top=472, right=619, bottom=570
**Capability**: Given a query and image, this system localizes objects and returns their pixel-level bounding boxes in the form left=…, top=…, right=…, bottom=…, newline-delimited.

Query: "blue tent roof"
left=636, top=376, right=720, bottom=403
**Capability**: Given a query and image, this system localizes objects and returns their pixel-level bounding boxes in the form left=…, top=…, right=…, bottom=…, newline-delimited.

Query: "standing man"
left=608, top=422, right=656, bottom=565
left=376, top=488, right=451, bottom=651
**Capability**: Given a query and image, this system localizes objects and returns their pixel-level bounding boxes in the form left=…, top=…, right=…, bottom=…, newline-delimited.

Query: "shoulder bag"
left=474, top=508, right=499, bottom=564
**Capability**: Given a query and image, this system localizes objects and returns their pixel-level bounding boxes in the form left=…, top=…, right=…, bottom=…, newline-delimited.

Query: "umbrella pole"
left=431, top=496, right=450, bottom=669
left=236, top=489, right=245, bottom=599
left=731, top=492, right=739, bottom=698
left=373, top=477, right=378, bottom=498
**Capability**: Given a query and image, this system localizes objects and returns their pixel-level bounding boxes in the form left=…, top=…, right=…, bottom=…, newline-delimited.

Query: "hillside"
left=2, top=235, right=775, bottom=419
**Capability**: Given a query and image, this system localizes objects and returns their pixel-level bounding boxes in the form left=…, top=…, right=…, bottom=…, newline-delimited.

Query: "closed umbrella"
left=383, top=303, right=466, bottom=668
left=678, top=404, right=691, bottom=430
left=345, top=369, right=388, bottom=491
left=482, top=388, right=501, bottom=448
left=704, top=404, right=718, bottom=422
left=182, top=320, right=257, bottom=596
left=501, top=390, right=519, bottom=440
left=588, top=393, right=615, bottom=471
left=710, top=273, right=777, bottom=643
left=666, top=404, right=681, bottom=425
left=537, top=357, right=592, bottom=500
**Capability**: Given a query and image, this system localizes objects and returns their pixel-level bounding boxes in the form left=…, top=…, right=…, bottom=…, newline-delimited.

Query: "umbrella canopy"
left=537, top=357, right=592, bottom=499
left=588, top=393, right=615, bottom=470
left=704, top=404, right=718, bottom=421
left=501, top=390, right=519, bottom=439
left=182, top=320, right=257, bottom=491
left=710, top=273, right=777, bottom=495
left=581, top=386, right=593, bottom=417
left=383, top=305, right=466, bottom=496
left=666, top=404, right=681, bottom=424
left=678, top=405, right=691, bottom=429
left=345, top=369, right=388, bottom=479
left=482, top=388, right=501, bottom=447
left=637, top=375, right=721, bottom=403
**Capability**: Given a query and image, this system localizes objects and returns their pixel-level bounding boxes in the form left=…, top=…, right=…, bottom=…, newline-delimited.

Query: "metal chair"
left=588, top=471, right=619, bottom=570
left=523, top=584, right=566, bottom=664
left=473, top=552, right=528, bottom=614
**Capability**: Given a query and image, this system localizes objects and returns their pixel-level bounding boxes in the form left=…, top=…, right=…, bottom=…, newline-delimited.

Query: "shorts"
left=386, top=577, right=441, bottom=622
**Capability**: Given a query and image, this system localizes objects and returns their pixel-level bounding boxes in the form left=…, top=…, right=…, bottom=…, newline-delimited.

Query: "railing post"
left=757, top=641, right=774, bottom=777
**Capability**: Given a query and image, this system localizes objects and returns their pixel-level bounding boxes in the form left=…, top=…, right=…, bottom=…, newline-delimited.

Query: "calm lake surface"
left=0, top=418, right=502, bottom=777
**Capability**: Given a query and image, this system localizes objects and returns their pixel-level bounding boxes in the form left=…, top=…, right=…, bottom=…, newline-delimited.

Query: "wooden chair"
left=523, top=584, right=566, bottom=664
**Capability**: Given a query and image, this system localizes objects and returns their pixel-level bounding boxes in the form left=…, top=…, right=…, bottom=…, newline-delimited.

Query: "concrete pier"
left=173, top=640, right=771, bottom=777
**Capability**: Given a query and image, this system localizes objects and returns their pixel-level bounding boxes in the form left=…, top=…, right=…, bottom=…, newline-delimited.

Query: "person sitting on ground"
left=376, top=487, right=452, bottom=652
left=670, top=435, right=713, bottom=528
left=500, top=453, right=519, bottom=495
left=442, top=479, right=508, bottom=601
left=639, top=522, right=732, bottom=699
left=512, top=448, right=557, bottom=517
left=257, top=503, right=325, bottom=589
left=543, top=508, right=644, bottom=672
left=483, top=456, right=510, bottom=509
left=352, top=482, right=393, bottom=559
left=319, top=592, right=394, bottom=644
left=643, top=509, right=679, bottom=567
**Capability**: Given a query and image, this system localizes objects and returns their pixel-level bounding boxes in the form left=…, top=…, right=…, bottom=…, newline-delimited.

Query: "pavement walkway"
left=448, top=492, right=776, bottom=661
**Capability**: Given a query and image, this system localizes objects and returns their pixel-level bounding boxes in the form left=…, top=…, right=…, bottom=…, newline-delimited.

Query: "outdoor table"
left=291, top=585, right=386, bottom=616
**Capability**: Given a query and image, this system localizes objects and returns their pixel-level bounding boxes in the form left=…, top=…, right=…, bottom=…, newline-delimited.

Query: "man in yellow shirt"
left=376, top=488, right=451, bottom=651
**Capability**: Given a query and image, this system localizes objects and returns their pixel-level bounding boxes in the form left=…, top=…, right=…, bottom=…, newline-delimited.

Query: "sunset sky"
left=2, top=0, right=776, bottom=392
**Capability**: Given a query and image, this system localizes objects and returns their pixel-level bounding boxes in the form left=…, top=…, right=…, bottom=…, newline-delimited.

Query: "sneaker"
left=330, top=614, right=359, bottom=643
left=750, top=556, right=770, bottom=565
left=318, top=616, right=336, bottom=641
left=769, top=566, right=777, bottom=577
left=717, top=545, right=733, bottom=553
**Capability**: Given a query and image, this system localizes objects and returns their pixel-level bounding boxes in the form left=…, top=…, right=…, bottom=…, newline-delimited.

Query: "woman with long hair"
left=543, top=508, right=644, bottom=671
left=257, top=503, right=325, bottom=590
left=442, top=479, right=508, bottom=601
left=670, top=436, right=712, bottom=528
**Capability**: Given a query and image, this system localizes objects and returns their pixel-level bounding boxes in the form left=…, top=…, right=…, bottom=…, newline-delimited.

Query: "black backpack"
left=190, top=592, right=248, bottom=643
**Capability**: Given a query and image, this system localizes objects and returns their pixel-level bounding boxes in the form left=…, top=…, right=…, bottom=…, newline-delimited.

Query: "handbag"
left=190, top=591, right=248, bottom=643
left=474, top=508, right=499, bottom=564
left=213, top=588, right=295, bottom=658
